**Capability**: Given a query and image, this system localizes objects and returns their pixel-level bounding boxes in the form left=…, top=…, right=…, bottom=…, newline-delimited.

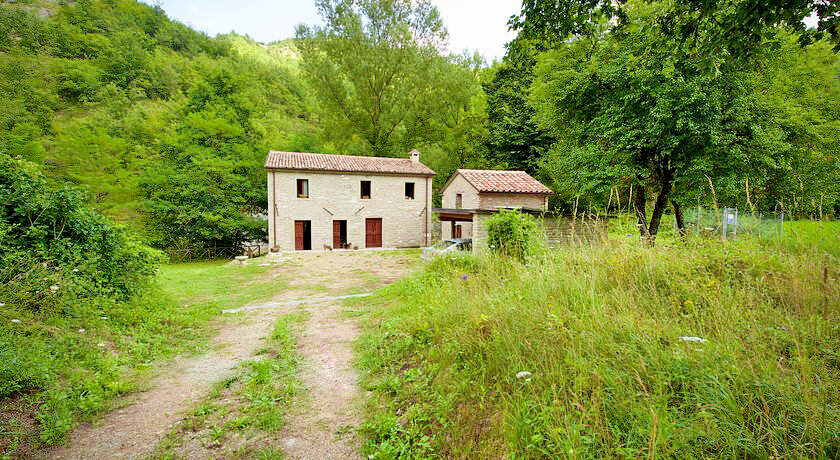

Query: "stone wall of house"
left=267, top=170, right=433, bottom=250
left=478, top=192, right=548, bottom=211
left=471, top=212, right=490, bottom=252
left=440, top=174, right=478, bottom=240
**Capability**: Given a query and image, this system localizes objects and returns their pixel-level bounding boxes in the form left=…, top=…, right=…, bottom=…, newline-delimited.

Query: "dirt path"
left=41, top=250, right=416, bottom=460
left=279, top=298, right=363, bottom=459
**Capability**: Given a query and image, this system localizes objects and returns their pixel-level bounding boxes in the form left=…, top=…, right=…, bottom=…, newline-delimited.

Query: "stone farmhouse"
left=265, top=150, right=435, bottom=250
left=437, top=169, right=553, bottom=246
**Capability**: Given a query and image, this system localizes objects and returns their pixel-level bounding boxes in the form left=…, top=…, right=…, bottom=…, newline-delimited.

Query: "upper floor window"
left=405, top=182, right=415, bottom=200
left=296, top=179, right=309, bottom=198
left=360, top=180, right=371, bottom=199
left=455, top=193, right=462, bottom=209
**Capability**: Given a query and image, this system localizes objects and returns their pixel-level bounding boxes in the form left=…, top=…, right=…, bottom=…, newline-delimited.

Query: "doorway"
left=294, top=220, right=311, bottom=250
left=365, top=218, right=382, bottom=248
left=333, top=220, right=347, bottom=248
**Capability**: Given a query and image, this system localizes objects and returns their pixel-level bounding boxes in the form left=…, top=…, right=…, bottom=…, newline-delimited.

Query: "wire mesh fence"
left=683, top=207, right=785, bottom=239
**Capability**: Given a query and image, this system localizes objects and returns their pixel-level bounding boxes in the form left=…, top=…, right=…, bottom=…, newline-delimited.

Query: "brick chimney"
left=408, top=149, right=420, bottom=163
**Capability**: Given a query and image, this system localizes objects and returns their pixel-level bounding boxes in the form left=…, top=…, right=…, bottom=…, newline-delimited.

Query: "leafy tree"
left=140, top=63, right=267, bottom=251
left=518, top=0, right=840, bottom=238
left=532, top=28, right=735, bottom=239
left=296, top=0, right=464, bottom=156
left=483, top=38, right=554, bottom=173
left=511, top=0, right=840, bottom=54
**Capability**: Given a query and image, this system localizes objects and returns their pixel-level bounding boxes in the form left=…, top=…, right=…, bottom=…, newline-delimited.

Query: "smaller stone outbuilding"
left=436, top=169, right=552, bottom=247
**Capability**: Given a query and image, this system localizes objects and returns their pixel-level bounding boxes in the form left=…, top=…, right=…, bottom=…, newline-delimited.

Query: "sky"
left=143, top=0, right=522, bottom=62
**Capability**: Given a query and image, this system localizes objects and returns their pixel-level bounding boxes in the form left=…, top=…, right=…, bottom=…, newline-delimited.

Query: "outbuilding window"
left=405, top=182, right=415, bottom=199
left=455, top=193, right=462, bottom=209
left=296, top=179, right=309, bottom=198
left=361, top=180, right=371, bottom=199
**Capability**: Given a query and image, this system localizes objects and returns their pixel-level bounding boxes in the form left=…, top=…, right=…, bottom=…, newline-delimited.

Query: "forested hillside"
left=0, top=0, right=326, bottom=250
left=3, top=0, right=837, bottom=251
left=0, top=0, right=495, bottom=251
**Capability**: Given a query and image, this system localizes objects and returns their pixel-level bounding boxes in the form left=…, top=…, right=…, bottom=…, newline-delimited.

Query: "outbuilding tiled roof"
left=456, top=169, right=552, bottom=194
left=265, top=151, right=435, bottom=176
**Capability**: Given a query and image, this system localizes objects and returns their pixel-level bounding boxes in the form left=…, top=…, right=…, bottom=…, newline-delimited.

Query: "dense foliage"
left=0, top=0, right=322, bottom=251
left=482, top=38, right=554, bottom=173
left=0, top=155, right=162, bottom=303
left=500, top=0, right=840, bottom=233
left=484, top=210, right=543, bottom=261
left=296, top=0, right=490, bottom=192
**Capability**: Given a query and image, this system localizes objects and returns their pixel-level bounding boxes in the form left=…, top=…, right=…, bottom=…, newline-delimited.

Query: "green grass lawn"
left=356, top=234, right=840, bottom=458
left=0, top=258, right=286, bottom=456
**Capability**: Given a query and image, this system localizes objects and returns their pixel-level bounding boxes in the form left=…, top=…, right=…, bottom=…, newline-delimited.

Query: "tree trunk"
left=634, top=185, right=650, bottom=239
left=672, top=198, right=686, bottom=238
left=647, top=169, right=674, bottom=241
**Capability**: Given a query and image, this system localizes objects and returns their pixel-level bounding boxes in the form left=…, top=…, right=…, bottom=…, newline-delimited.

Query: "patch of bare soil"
left=39, top=250, right=418, bottom=460
left=279, top=298, right=362, bottom=459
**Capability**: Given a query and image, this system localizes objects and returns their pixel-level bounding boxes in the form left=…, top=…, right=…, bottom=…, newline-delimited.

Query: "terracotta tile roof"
left=457, top=169, right=552, bottom=194
left=265, top=151, right=435, bottom=176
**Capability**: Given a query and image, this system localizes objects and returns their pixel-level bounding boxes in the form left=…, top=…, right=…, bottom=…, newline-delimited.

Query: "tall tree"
left=519, top=0, right=840, bottom=238
left=295, top=0, right=450, bottom=156
left=483, top=38, right=554, bottom=173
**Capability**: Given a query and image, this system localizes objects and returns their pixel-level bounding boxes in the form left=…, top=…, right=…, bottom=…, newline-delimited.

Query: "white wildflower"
left=516, top=371, right=532, bottom=381
left=78, top=328, right=86, bottom=333
left=72, top=268, right=80, bottom=273
left=0, top=302, right=5, bottom=307
left=678, top=336, right=706, bottom=343
left=100, top=316, right=108, bottom=320
left=11, top=319, right=21, bottom=323
left=97, top=343, right=105, bottom=347
left=49, top=285, right=59, bottom=293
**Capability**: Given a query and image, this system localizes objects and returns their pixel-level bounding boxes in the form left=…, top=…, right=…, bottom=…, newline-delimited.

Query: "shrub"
left=0, top=154, right=164, bottom=301
left=484, top=210, right=543, bottom=261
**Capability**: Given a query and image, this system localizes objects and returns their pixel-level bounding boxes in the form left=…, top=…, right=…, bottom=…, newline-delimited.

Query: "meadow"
left=356, top=220, right=840, bottom=458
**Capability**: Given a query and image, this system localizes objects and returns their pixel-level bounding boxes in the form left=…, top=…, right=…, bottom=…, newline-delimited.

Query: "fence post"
left=780, top=211, right=784, bottom=236
left=697, top=205, right=701, bottom=236
left=733, top=208, right=738, bottom=238
left=722, top=207, right=727, bottom=239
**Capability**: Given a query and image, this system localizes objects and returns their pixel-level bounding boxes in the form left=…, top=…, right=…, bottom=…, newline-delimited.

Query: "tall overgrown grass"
left=357, top=236, right=839, bottom=458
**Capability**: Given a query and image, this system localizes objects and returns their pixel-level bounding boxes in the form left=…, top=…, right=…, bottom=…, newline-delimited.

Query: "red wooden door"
left=333, top=220, right=342, bottom=248
left=365, top=218, right=382, bottom=248
left=294, top=221, right=305, bottom=250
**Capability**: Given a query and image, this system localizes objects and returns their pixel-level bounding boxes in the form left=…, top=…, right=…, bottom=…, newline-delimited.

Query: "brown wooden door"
left=454, top=224, right=462, bottom=238
left=365, top=218, right=382, bottom=248
left=294, top=220, right=305, bottom=250
left=333, top=220, right=342, bottom=248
